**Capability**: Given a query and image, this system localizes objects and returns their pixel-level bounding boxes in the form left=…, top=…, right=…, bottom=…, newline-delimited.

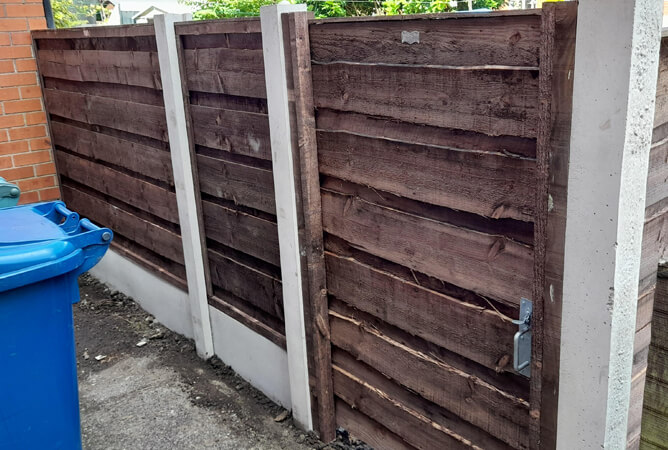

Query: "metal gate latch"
left=513, top=298, right=532, bottom=377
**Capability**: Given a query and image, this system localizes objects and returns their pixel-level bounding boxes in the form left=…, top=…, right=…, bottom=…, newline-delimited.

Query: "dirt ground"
left=75, top=273, right=371, bottom=450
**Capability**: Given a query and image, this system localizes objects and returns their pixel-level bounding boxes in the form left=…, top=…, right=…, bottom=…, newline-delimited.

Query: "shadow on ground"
left=75, top=274, right=371, bottom=450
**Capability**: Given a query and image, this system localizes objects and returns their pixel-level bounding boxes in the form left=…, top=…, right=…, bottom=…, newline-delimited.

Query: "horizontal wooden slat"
left=197, top=154, right=275, bottom=214
left=37, top=49, right=161, bottom=89
left=648, top=345, right=668, bottom=384
left=201, top=200, right=280, bottom=266
left=312, top=63, right=539, bottom=138
left=44, top=89, right=168, bottom=141
left=329, top=311, right=529, bottom=448
left=186, top=68, right=266, bottom=98
left=310, top=9, right=541, bottom=25
left=180, top=32, right=262, bottom=51
left=309, top=14, right=540, bottom=67
left=641, top=408, right=668, bottom=448
left=651, top=311, right=668, bottom=350
left=208, top=248, right=283, bottom=320
left=184, top=47, right=264, bottom=73
left=209, top=294, right=286, bottom=349
left=175, top=18, right=261, bottom=36
left=335, top=398, right=414, bottom=450
left=334, top=366, right=472, bottom=449
left=321, top=190, right=533, bottom=306
left=33, top=24, right=155, bottom=39
left=62, top=184, right=183, bottom=264
left=44, top=77, right=163, bottom=106
left=190, top=91, right=267, bottom=114
left=56, top=151, right=179, bottom=224
left=190, top=105, right=271, bottom=160
left=316, top=108, right=537, bottom=159
left=333, top=349, right=512, bottom=450
left=317, top=130, right=535, bottom=221
left=326, top=252, right=514, bottom=371
left=51, top=122, right=173, bottom=184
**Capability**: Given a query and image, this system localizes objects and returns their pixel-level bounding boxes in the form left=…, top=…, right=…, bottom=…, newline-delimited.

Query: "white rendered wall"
left=556, top=1, right=662, bottom=448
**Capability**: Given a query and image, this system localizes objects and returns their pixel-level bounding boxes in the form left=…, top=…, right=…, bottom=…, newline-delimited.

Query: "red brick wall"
left=0, top=0, right=58, bottom=204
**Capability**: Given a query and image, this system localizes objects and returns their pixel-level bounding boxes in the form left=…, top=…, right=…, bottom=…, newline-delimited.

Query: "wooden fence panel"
left=306, top=9, right=558, bottom=449
left=34, top=26, right=186, bottom=289
left=177, top=18, right=286, bottom=348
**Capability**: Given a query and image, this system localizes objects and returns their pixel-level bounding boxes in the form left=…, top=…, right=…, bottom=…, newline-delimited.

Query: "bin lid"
left=0, top=201, right=113, bottom=293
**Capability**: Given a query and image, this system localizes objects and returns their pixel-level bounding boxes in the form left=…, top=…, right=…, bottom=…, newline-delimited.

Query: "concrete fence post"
left=260, top=3, right=313, bottom=431
left=154, top=13, right=215, bottom=360
left=556, top=0, right=663, bottom=448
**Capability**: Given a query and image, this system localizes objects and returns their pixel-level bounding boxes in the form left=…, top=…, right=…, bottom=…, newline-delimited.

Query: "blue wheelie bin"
left=0, top=201, right=112, bottom=450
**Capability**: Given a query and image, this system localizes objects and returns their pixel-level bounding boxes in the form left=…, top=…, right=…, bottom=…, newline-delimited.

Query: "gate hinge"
left=513, top=298, right=532, bottom=378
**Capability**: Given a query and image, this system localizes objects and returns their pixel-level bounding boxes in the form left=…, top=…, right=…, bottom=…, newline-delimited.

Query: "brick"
left=24, top=111, right=45, bottom=125
left=18, top=175, right=54, bottom=191
left=6, top=4, right=44, bottom=17
left=0, top=155, right=11, bottom=169
left=4, top=98, right=40, bottom=114
left=10, top=31, right=30, bottom=45
left=39, top=186, right=60, bottom=201
left=15, top=58, right=35, bottom=72
left=0, top=45, right=31, bottom=59
left=34, top=161, right=55, bottom=176
left=17, top=190, right=38, bottom=204
left=8, top=124, right=44, bottom=140
left=0, top=72, right=35, bottom=87
left=0, top=86, right=19, bottom=100
left=28, top=137, right=49, bottom=150
left=0, top=113, right=23, bottom=128
left=0, top=34, right=10, bottom=46
left=0, top=139, right=28, bottom=155
left=0, top=18, right=27, bottom=32
left=27, top=18, right=45, bottom=30
left=13, top=149, right=50, bottom=166
left=0, top=129, right=7, bottom=142
left=0, top=165, right=33, bottom=181
left=0, top=59, right=13, bottom=72
left=19, top=84, right=39, bottom=98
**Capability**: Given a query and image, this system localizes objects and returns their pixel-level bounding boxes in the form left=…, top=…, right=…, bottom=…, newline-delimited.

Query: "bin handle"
left=53, top=202, right=80, bottom=231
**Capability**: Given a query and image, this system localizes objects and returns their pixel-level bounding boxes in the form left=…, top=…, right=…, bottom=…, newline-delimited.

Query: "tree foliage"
left=51, top=0, right=100, bottom=28
left=182, top=0, right=508, bottom=19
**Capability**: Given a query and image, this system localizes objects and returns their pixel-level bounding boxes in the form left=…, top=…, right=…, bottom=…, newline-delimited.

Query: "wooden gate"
left=283, top=5, right=578, bottom=449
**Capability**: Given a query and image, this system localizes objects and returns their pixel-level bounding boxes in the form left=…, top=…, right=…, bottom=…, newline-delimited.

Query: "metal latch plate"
left=513, top=298, right=532, bottom=378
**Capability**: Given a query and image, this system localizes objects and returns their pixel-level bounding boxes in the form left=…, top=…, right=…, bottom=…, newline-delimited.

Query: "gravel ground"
left=75, top=273, right=371, bottom=450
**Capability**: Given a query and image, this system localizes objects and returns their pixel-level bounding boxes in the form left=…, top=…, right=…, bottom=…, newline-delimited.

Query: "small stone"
left=145, top=316, right=154, bottom=323
left=94, top=355, right=106, bottom=361
left=136, top=339, right=148, bottom=347
left=273, top=410, right=290, bottom=422
left=83, top=351, right=89, bottom=360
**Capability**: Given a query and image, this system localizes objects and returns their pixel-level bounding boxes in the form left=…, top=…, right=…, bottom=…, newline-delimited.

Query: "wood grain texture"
left=33, top=24, right=155, bottom=39
left=283, top=11, right=336, bottom=440
left=321, top=190, right=533, bottom=306
left=208, top=248, right=283, bottom=321
left=181, top=32, right=263, bottom=51
left=44, top=89, right=168, bottom=141
left=37, top=49, right=161, bottom=89
left=36, top=35, right=157, bottom=52
left=532, top=4, right=578, bottom=448
left=175, top=18, right=261, bottom=36
left=647, top=138, right=668, bottom=209
left=309, top=14, right=540, bottom=67
left=201, top=200, right=279, bottom=267
left=333, top=349, right=513, bottom=450
left=335, top=398, right=415, bottom=450
left=315, top=108, right=537, bottom=159
left=56, top=151, right=179, bottom=224
left=329, top=310, right=530, bottom=448
left=51, top=121, right=174, bottom=184
left=317, top=129, right=536, bottom=221
left=197, top=154, right=275, bottom=214
left=312, top=63, right=539, bottom=138
left=62, top=184, right=183, bottom=264
left=190, top=105, right=271, bottom=160
left=326, top=252, right=515, bottom=371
